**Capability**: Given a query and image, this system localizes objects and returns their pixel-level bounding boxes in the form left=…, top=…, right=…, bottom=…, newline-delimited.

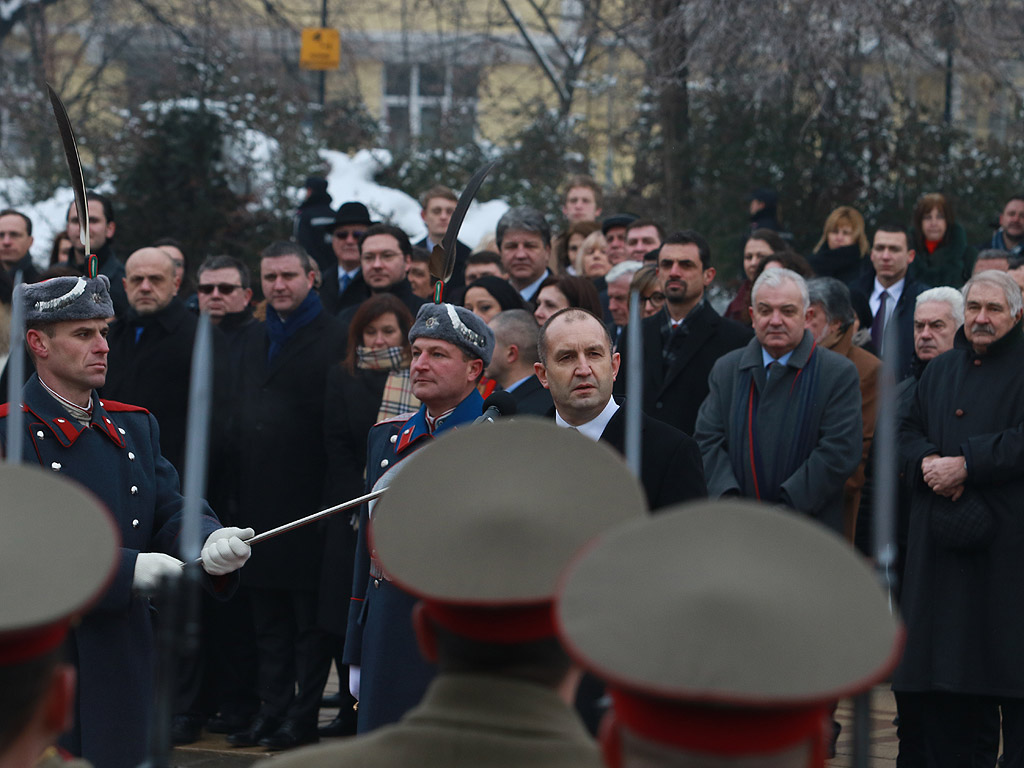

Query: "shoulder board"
left=373, top=410, right=418, bottom=428
left=98, top=400, right=151, bottom=414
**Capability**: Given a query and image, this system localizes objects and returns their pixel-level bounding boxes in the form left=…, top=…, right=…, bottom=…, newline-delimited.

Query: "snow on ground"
left=0, top=146, right=509, bottom=271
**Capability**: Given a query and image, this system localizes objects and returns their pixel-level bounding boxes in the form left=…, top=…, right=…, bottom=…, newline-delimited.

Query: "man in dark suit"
left=415, top=185, right=471, bottom=290
left=486, top=309, right=553, bottom=416
left=615, top=231, right=752, bottom=436
left=103, top=247, right=229, bottom=475
left=0, top=209, right=41, bottom=283
left=535, top=307, right=706, bottom=511
left=497, top=206, right=552, bottom=306
left=851, top=224, right=930, bottom=380
left=228, top=242, right=342, bottom=750
left=319, top=202, right=373, bottom=315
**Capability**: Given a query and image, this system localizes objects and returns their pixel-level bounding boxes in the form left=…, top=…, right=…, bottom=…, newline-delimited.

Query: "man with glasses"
left=321, top=202, right=374, bottom=314
left=614, top=231, right=751, bottom=436
left=336, top=225, right=425, bottom=349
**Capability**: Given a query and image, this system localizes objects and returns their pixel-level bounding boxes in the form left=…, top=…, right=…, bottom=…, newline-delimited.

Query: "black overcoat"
left=895, top=324, right=1024, bottom=696
left=235, top=308, right=342, bottom=590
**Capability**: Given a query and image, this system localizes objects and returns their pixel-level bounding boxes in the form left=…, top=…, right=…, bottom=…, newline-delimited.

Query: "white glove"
left=200, top=527, right=254, bottom=576
left=133, top=552, right=184, bottom=591
left=349, top=665, right=360, bottom=699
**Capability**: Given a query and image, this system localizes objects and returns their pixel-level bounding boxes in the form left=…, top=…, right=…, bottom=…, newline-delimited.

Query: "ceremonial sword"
left=46, top=85, right=98, bottom=280
left=428, top=159, right=497, bottom=303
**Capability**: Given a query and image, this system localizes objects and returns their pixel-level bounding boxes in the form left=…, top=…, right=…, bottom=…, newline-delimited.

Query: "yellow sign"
left=300, top=28, right=341, bottom=71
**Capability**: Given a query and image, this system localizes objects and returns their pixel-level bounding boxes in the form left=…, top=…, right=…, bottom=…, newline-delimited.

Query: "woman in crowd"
left=724, top=229, right=791, bottom=325
left=807, top=205, right=870, bottom=286
left=49, top=230, right=73, bottom=266
left=909, top=193, right=973, bottom=287
left=631, top=265, right=666, bottom=318
left=460, top=275, right=526, bottom=323
left=533, top=274, right=604, bottom=326
left=554, top=220, right=602, bottom=274
left=574, top=230, right=611, bottom=283
left=319, top=295, right=418, bottom=735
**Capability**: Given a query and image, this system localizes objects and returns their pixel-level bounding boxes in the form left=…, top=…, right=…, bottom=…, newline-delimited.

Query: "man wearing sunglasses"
left=614, top=230, right=752, bottom=436
left=321, top=202, right=374, bottom=314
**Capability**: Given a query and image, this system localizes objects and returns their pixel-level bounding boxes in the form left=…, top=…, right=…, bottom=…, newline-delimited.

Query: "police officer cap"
left=409, top=302, right=495, bottom=366
left=556, top=500, right=903, bottom=760
left=0, top=465, right=119, bottom=666
left=371, top=419, right=647, bottom=642
left=17, top=274, right=115, bottom=325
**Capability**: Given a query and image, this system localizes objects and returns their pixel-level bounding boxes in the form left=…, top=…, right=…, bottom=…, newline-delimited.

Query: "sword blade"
left=5, top=271, right=25, bottom=464
left=181, top=314, right=214, bottom=563
left=429, top=159, right=498, bottom=284
left=186, top=487, right=387, bottom=566
left=46, top=84, right=93, bottom=276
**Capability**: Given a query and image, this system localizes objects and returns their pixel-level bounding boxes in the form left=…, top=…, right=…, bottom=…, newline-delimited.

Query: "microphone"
left=475, top=391, right=517, bottom=424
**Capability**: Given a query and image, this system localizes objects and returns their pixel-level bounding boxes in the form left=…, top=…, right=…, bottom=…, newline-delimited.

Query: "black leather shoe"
left=207, top=712, right=252, bottom=735
left=259, top=720, right=319, bottom=750
left=320, top=692, right=343, bottom=708
left=317, top=707, right=357, bottom=738
left=171, top=714, right=204, bottom=745
left=227, top=715, right=281, bottom=747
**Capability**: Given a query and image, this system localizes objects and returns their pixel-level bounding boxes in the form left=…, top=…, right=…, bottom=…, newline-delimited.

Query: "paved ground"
left=172, top=676, right=900, bottom=767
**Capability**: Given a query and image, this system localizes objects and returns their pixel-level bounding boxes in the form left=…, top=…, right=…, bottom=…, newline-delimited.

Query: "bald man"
left=102, top=247, right=229, bottom=474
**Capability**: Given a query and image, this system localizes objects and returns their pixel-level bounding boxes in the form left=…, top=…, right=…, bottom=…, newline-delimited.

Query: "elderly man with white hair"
left=895, top=270, right=1024, bottom=768
left=694, top=267, right=863, bottom=534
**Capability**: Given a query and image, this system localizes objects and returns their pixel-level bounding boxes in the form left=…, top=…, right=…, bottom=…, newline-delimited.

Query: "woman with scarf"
left=317, top=294, right=417, bottom=737
left=909, top=193, right=974, bottom=287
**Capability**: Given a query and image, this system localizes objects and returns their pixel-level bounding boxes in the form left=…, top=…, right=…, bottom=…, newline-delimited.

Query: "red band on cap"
left=608, top=687, right=829, bottom=757
left=422, top=601, right=556, bottom=643
left=0, top=621, right=69, bottom=666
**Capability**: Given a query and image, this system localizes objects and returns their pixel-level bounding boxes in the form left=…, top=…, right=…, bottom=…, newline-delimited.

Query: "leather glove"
left=133, top=552, right=184, bottom=591
left=200, top=527, right=254, bottom=576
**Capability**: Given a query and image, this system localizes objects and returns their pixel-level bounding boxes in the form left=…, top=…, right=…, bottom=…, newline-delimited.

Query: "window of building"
left=382, top=62, right=478, bottom=150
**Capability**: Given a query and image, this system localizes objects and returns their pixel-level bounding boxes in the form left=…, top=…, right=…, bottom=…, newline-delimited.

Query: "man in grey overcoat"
left=694, top=268, right=862, bottom=533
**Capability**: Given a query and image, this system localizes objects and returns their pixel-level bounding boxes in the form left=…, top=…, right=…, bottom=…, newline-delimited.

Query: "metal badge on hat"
left=47, top=84, right=97, bottom=280
left=428, top=159, right=497, bottom=304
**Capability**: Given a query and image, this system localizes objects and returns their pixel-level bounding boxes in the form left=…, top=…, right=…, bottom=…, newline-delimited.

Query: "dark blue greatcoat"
left=0, top=374, right=226, bottom=768
left=343, top=389, right=483, bottom=733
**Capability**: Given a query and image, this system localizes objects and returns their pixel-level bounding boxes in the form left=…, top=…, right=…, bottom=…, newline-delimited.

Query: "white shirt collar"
left=872, top=276, right=905, bottom=306
left=518, top=270, right=551, bottom=302
left=555, top=397, right=619, bottom=442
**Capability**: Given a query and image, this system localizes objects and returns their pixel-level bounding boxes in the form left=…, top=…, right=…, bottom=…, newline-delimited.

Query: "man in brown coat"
left=806, top=277, right=881, bottom=541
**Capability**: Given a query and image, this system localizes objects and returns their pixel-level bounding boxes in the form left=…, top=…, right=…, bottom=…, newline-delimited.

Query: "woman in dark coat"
left=724, top=229, right=790, bottom=325
left=909, top=193, right=974, bottom=288
left=317, top=294, right=416, bottom=734
left=806, top=205, right=870, bottom=287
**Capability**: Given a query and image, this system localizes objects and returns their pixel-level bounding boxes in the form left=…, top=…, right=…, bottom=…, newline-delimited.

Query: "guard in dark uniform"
left=556, top=499, right=904, bottom=767
left=0, top=464, right=118, bottom=768
left=0, top=274, right=252, bottom=768
left=343, top=302, right=494, bottom=732
left=261, top=420, right=648, bottom=768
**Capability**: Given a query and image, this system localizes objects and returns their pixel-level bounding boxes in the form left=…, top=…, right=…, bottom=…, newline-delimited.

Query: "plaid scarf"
left=357, top=345, right=420, bottom=421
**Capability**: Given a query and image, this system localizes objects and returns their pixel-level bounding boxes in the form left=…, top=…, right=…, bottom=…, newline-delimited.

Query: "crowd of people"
left=2, top=176, right=1024, bottom=768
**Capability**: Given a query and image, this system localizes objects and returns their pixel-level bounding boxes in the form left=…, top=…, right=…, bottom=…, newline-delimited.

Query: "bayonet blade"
left=429, top=159, right=498, bottom=285
left=46, top=84, right=94, bottom=277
